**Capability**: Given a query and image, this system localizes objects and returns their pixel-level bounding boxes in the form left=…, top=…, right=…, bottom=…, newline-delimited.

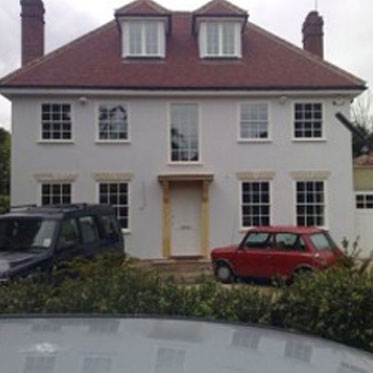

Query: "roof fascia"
left=0, top=87, right=364, bottom=100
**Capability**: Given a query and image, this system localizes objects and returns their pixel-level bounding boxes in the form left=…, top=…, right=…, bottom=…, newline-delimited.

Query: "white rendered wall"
left=11, top=95, right=355, bottom=258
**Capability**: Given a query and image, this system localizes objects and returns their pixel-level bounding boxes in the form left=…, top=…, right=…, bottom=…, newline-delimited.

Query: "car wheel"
left=292, top=267, right=314, bottom=282
left=215, top=263, right=234, bottom=284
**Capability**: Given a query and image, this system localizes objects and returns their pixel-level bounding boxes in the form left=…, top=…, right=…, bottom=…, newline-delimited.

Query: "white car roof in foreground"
left=0, top=317, right=371, bottom=373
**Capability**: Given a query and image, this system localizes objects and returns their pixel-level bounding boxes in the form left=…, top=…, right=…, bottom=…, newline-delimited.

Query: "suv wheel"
left=215, top=263, right=234, bottom=284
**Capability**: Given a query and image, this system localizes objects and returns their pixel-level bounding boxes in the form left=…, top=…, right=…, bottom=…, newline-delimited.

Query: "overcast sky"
left=0, top=0, right=372, bottom=131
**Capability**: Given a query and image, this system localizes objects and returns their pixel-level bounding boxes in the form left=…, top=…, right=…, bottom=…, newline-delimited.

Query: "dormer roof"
left=115, top=0, right=170, bottom=17
left=193, top=0, right=247, bottom=17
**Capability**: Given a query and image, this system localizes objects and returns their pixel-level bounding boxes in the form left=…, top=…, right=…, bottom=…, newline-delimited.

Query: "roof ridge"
left=194, top=0, right=247, bottom=15
left=115, top=0, right=170, bottom=14
left=248, top=23, right=366, bottom=87
left=0, top=21, right=116, bottom=85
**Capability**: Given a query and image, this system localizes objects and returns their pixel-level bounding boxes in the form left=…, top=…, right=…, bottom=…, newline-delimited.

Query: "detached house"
left=0, top=0, right=366, bottom=259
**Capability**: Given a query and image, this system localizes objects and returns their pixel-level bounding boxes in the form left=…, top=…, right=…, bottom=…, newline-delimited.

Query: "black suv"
left=0, top=204, right=124, bottom=282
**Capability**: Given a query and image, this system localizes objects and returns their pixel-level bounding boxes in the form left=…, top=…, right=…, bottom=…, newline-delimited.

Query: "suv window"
left=0, top=218, right=56, bottom=251
left=100, top=215, right=121, bottom=241
left=274, top=233, right=306, bottom=251
left=58, top=219, right=80, bottom=250
left=79, top=216, right=99, bottom=244
left=243, top=232, right=271, bottom=249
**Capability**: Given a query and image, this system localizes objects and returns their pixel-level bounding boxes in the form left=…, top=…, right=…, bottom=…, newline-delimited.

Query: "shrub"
left=0, top=253, right=371, bottom=353
left=271, top=266, right=373, bottom=352
left=0, top=195, right=9, bottom=213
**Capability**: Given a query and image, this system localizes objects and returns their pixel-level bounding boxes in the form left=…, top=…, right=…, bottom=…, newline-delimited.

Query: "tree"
left=351, top=90, right=373, bottom=157
left=0, top=127, right=11, bottom=196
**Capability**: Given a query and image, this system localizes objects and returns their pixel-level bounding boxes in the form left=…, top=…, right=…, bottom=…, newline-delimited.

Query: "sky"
left=0, top=0, right=372, bottom=131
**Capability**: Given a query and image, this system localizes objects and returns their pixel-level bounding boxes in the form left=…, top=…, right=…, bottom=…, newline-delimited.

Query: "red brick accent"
left=302, top=11, right=324, bottom=59
left=21, top=0, right=45, bottom=66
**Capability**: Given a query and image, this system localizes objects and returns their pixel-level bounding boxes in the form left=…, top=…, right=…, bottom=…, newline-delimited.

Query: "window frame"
left=291, top=101, right=326, bottom=142
left=240, top=180, right=272, bottom=230
left=40, top=182, right=73, bottom=206
left=200, top=20, right=241, bottom=58
left=355, top=191, right=373, bottom=210
left=24, top=355, right=56, bottom=373
left=39, top=101, right=74, bottom=143
left=168, top=102, right=202, bottom=165
left=122, top=20, right=165, bottom=58
left=81, top=356, right=113, bottom=373
left=273, top=233, right=306, bottom=252
left=95, top=102, right=131, bottom=143
left=238, top=101, right=272, bottom=142
left=241, top=231, right=272, bottom=249
left=57, top=217, right=80, bottom=251
left=294, top=180, right=327, bottom=228
left=78, top=215, right=100, bottom=245
left=97, top=181, right=130, bottom=233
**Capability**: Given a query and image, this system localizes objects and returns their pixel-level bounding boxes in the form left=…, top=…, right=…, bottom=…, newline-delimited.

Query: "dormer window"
left=205, top=21, right=239, bottom=57
left=197, top=20, right=243, bottom=58
left=115, top=0, right=170, bottom=59
left=121, top=20, right=166, bottom=58
left=193, top=0, right=248, bottom=59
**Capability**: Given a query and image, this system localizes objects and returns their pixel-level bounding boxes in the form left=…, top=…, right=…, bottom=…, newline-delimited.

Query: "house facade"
left=354, top=154, right=373, bottom=256
left=0, top=0, right=366, bottom=259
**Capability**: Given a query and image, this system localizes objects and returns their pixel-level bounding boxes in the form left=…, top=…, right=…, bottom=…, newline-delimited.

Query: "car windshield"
left=0, top=218, right=56, bottom=251
left=309, top=232, right=337, bottom=251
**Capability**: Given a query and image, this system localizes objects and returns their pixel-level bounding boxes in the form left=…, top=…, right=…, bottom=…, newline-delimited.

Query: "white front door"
left=171, top=183, right=201, bottom=256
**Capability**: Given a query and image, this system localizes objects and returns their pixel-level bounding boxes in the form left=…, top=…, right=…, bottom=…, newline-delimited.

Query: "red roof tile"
left=354, top=154, right=373, bottom=167
left=0, top=12, right=365, bottom=90
left=193, top=0, right=247, bottom=16
left=115, top=0, right=170, bottom=16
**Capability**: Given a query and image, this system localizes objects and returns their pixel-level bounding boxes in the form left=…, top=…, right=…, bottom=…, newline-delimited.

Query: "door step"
left=137, top=259, right=213, bottom=283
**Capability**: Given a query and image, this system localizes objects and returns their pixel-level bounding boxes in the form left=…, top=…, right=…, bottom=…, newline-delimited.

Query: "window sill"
left=167, top=162, right=203, bottom=166
left=292, top=138, right=327, bottom=143
left=123, top=55, right=164, bottom=60
left=121, top=229, right=131, bottom=235
left=37, top=140, right=74, bottom=144
left=202, top=55, right=241, bottom=60
left=95, top=140, right=131, bottom=145
left=238, top=139, right=272, bottom=144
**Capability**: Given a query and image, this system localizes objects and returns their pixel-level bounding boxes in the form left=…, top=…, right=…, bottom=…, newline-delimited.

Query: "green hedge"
left=0, top=254, right=372, bottom=353
left=0, top=195, right=9, bottom=213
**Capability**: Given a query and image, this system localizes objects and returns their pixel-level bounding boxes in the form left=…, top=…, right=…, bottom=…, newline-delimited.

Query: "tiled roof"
left=115, top=0, right=170, bottom=16
left=193, top=0, right=247, bottom=16
left=0, top=11, right=365, bottom=90
left=354, top=154, right=373, bottom=167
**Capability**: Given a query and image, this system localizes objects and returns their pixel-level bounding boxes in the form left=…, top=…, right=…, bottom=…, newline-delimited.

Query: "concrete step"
left=135, top=259, right=214, bottom=283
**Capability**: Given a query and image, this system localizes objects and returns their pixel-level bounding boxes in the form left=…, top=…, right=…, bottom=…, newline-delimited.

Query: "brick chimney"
left=20, top=0, right=45, bottom=66
left=302, top=11, right=324, bottom=58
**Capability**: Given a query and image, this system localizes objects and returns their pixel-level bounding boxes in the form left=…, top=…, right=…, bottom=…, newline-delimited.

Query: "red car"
left=211, top=226, right=347, bottom=283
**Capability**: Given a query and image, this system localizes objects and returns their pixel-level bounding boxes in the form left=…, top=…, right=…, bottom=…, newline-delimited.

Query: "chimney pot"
left=302, top=11, right=324, bottom=58
left=20, top=0, right=45, bottom=66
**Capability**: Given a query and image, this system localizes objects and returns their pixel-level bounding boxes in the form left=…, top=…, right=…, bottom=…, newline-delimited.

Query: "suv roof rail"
left=6, top=203, right=112, bottom=216
left=26, top=203, right=91, bottom=214
left=11, top=204, right=38, bottom=211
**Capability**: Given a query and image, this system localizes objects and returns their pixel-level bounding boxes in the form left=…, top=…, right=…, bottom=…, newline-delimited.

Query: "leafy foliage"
left=0, top=128, right=10, bottom=213
left=0, top=253, right=372, bottom=353
left=351, top=90, right=373, bottom=157
left=272, top=267, right=373, bottom=352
